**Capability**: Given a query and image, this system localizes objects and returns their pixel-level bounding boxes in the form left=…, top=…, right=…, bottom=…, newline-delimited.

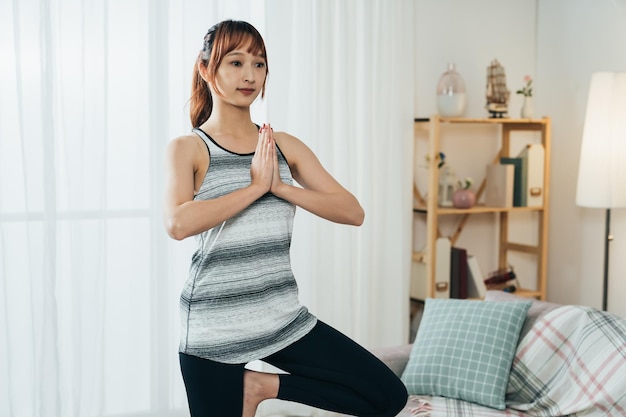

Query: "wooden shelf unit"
left=412, top=116, right=551, bottom=301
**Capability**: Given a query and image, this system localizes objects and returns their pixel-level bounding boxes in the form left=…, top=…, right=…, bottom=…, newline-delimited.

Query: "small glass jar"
left=438, top=165, right=457, bottom=207
left=437, top=63, right=467, bottom=117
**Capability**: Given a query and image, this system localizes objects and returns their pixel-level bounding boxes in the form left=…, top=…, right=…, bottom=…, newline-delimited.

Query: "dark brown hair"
left=190, top=20, right=268, bottom=128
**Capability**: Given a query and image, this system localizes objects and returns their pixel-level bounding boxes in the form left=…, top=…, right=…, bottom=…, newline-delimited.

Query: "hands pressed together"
left=250, top=123, right=283, bottom=195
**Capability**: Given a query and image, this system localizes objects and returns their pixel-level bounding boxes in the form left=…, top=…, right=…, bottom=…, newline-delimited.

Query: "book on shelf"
left=517, top=143, right=545, bottom=207
left=450, top=247, right=468, bottom=299
left=499, top=157, right=523, bottom=207
left=466, top=255, right=486, bottom=298
left=434, top=237, right=451, bottom=299
left=485, top=163, right=515, bottom=207
left=410, top=259, right=427, bottom=300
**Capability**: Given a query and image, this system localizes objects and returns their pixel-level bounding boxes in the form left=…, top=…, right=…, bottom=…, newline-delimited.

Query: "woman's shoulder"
left=165, top=132, right=207, bottom=163
left=273, top=131, right=310, bottom=153
left=167, top=132, right=204, bottom=151
left=273, top=131, right=318, bottom=172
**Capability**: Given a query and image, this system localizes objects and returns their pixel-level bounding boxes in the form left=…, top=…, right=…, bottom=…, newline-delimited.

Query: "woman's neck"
left=199, top=103, right=260, bottom=153
left=203, top=102, right=256, bottom=135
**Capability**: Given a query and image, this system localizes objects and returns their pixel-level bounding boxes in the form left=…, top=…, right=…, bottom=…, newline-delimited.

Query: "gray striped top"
left=179, top=128, right=317, bottom=364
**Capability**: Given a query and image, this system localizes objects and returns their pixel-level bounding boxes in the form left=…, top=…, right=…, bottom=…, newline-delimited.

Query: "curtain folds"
left=0, top=0, right=414, bottom=416
left=266, top=0, right=415, bottom=349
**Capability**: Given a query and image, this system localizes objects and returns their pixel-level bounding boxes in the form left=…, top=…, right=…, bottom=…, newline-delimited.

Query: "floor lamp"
left=575, top=72, right=626, bottom=311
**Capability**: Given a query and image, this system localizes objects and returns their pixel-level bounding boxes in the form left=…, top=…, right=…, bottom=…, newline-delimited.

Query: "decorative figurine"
left=485, top=59, right=510, bottom=118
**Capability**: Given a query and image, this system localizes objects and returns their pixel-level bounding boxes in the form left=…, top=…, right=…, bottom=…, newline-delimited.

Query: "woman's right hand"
left=250, top=124, right=275, bottom=193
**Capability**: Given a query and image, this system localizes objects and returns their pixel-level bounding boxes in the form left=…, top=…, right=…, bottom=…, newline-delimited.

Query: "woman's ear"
left=197, top=59, right=209, bottom=83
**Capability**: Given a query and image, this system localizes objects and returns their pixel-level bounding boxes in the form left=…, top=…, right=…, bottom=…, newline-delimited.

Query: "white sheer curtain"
left=0, top=0, right=413, bottom=416
left=265, top=0, right=415, bottom=349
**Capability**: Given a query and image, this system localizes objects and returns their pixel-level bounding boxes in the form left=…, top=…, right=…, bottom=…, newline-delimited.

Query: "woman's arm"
left=163, top=129, right=275, bottom=240
left=271, top=131, right=364, bottom=226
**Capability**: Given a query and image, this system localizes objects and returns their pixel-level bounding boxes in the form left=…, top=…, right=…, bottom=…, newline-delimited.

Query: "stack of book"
left=449, top=247, right=487, bottom=299
left=410, top=238, right=487, bottom=300
left=485, top=143, right=545, bottom=207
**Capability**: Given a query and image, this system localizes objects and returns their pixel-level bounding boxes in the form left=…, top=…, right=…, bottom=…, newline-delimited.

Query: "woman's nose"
left=243, top=66, right=255, bottom=83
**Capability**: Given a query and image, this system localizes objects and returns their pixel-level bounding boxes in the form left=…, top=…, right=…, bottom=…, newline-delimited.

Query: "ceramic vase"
left=521, top=96, right=534, bottom=119
left=452, top=189, right=476, bottom=209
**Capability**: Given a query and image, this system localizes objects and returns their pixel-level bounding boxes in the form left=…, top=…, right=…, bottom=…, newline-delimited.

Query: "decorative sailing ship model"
left=485, top=59, right=510, bottom=118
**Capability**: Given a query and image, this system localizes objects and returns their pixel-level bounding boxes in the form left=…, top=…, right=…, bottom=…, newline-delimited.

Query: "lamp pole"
left=602, top=208, right=614, bottom=311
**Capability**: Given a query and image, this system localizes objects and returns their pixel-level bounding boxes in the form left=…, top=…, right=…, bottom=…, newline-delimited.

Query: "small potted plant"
left=452, top=177, right=475, bottom=209
left=516, top=75, right=533, bottom=118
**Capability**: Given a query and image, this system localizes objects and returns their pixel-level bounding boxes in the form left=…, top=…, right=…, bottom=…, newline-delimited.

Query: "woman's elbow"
left=354, top=207, right=365, bottom=226
left=347, top=206, right=365, bottom=226
left=164, top=215, right=190, bottom=241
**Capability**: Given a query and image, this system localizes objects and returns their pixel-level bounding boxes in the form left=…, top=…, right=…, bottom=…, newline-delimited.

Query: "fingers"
left=261, top=124, right=276, bottom=163
left=257, top=124, right=275, bottom=154
left=267, top=124, right=276, bottom=161
left=256, top=123, right=268, bottom=156
left=258, top=123, right=282, bottom=193
left=251, top=123, right=276, bottom=193
left=261, top=124, right=277, bottom=168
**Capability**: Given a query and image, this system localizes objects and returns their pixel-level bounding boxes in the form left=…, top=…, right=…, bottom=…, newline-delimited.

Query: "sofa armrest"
left=370, top=344, right=413, bottom=377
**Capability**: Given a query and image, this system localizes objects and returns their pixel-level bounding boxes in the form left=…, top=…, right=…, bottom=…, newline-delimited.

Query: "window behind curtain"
left=0, top=0, right=192, bottom=415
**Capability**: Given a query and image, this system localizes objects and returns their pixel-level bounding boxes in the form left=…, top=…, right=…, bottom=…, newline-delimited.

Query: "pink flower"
left=516, top=76, right=533, bottom=97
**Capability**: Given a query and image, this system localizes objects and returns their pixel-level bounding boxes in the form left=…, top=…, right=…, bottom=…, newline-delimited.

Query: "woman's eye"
left=255, top=62, right=266, bottom=68
left=231, top=61, right=242, bottom=67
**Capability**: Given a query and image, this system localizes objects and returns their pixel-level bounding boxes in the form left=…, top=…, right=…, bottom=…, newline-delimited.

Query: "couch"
left=359, top=291, right=626, bottom=417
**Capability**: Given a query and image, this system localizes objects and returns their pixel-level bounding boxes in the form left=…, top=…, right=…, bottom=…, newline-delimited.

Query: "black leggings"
left=179, top=320, right=408, bottom=417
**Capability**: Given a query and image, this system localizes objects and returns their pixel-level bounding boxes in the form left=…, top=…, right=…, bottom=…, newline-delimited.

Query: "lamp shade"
left=576, top=72, right=626, bottom=208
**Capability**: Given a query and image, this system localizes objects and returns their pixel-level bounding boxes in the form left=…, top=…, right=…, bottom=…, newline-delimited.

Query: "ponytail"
left=190, top=59, right=212, bottom=128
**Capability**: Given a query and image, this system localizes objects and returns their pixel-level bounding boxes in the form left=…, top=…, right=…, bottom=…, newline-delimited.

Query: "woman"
left=163, top=19, right=407, bottom=417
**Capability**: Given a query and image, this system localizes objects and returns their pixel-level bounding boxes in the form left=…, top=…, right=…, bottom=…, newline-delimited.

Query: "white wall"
left=414, top=0, right=537, bottom=119
left=413, top=0, right=626, bottom=317
left=537, top=0, right=626, bottom=317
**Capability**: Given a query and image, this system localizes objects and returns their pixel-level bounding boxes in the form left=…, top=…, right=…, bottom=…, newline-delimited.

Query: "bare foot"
left=242, top=370, right=280, bottom=417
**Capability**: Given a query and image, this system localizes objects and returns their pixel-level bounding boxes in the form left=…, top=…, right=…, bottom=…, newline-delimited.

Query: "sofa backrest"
left=484, top=290, right=561, bottom=341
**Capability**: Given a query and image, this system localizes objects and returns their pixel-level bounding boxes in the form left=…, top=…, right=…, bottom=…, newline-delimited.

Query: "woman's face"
left=211, top=46, right=267, bottom=106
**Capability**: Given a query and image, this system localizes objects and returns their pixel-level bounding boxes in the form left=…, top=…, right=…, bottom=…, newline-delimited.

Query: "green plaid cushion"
left=401, top=298, right=531, bottom=409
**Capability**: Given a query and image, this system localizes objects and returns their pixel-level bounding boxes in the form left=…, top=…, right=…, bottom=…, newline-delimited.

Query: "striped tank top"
left=179, top=128, right=317, bottom=364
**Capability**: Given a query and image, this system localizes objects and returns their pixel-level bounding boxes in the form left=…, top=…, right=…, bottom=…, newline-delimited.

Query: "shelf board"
left=415, top=289, right=542, bottom=302
left=469, top=289, right=543, bottom=300
left=414, top=116, right=549, bottom=125
left=509, top=288, right=542, bottom=299
left=413, top=204, right=544, bottom=215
